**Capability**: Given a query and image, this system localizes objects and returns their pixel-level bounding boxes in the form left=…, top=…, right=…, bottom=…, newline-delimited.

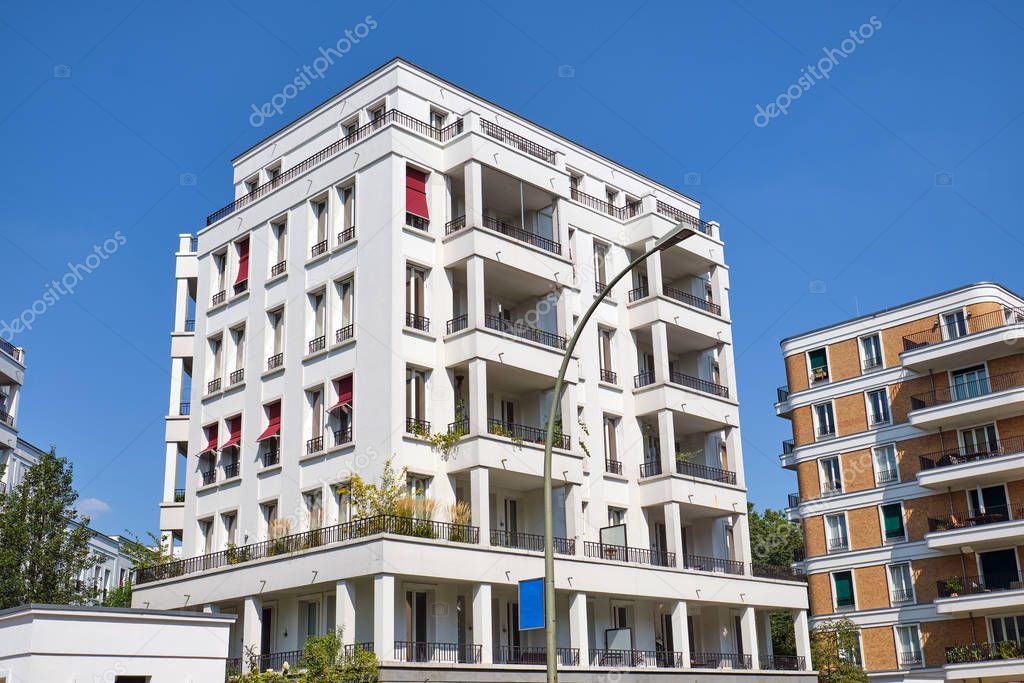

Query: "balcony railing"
left=173, top=488, right=185, bottom=503
left=821, top=481, right=843, bottom=496
left=444, top=215, right=466, bottom=235
left=308, top=335, right=326, bottom=354
left=782, top=438, right=795, bottom=455
left=336, top=324, right=354, bottom=343
left=669, top=371, right=730, bottom=398
left=662, top=285, right=722, bottom=316
left=634, top=371, right=655, bottom=388
left=639, top=460, right=662, bottom=478
left=201, top=470, right=216, bottom=487
left=224, top=462, right=240, bottom=479
left=337, top=226, right=355, bottom=245
left=919, top=433, right=1024, bottom=471
left=206, top=110, right=464, bottom=225
left=911, top=370, right=1024, bottom=410
left=676, top=459, right=736, bottom=485
left=494, top=646, right=580, bottom=666
left=777, top=385, right=790, bottom=402
left=583, top=542, right=675, bottom=567
left=489, top=529, right=575, bottom=555
left=681, top=554, right=744, bottom=575
left=946, top=639, right=1024, bottom=664
left=891, top=588, right=915, bottom=604
left=267, top=353, right=284, bottom=371
left=262, top=450, right=279, bottom=468
left=898, top=651, right=923, bottom=667
left=751, top=563, right=806, bottom=582
left=229, top=368, right=244, bottom=385
left=627, top=285, right=649, bottom=302
left=875, top=467, right=899, bottom=484
left=311, top=239, right=329, bottom=258
left=480, top=119, right=556, bottom=164
left=253, top=650, right=301, bottom=672
left=342, top=642, right=374, bottom=658
left=568, top=187, right=642, bottom=220
left=406, top=213, right=429, bottom=231
left=395, top=641, right=481, bottom=664
left=691, top=652, right=751, bottom=669
left=599, top=368, right=617, bottom=384
left=594, top=280, right=606, bottom=294
left=481, top=215, right=561, bottom=255
left=928, top=504, right=1024, bottom=532
left=487, top=418, right=570, bottom=450
left=406, top=417, right=431, bottom=435
left=827, top=535, right=850, bottom=552
left=590, top=649, right=687, bottom=668
left=655, top=201, right=715, bottom=237
left=903, top=307, right=1024, bottom=351
left=484, top=314, right=567, bottom=349
left=447, top=418, right=469, bottom=435
left=862, top=355, right=883, bottom=372
left=306, top=436, right=324, bottom=454
left=446, top=314, right=468, bottom=335
left=605, top=458, right=622, bottom=475
left=334, top=427, right=352, bottom=446
left=760, top=654, right=805, bottom=670
left=405, top=312, right=430, bottom=332
left=136, top=514, right=480, bottom=584
left=270, top=260, right=286, bottom=277
left=787, top=492, right=801, bottom=508
left=211, top=290, right=226, bottom=306
left=207, top=378, right=221, bottom=394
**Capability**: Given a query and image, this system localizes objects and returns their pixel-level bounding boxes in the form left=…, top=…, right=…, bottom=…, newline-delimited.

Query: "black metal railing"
left=262, top=450, right=280, bottom=468
left=446, top=314, right=468, bottom=334
left=447, top=418, right=469, bottom=435
left=583, top=542, right=675, bottom=567
left=444, top=215, right=466, bottom=235
left=655, top=201, right=715, bottom=237
left=681, top=554, right=744, bottom=575
left=487, top=418, right=570, bottom=450
left=594, top=280, right=606, bottom=294
left=480, top=119, right=556, bottom=164
left=201, top=470, right=216, bottom=486
left=662, top=285, right=721, bottom=315
left=256, top=650, right=301, bottom=671
left=405, top=312, right=430, bottom=332
left=669, top=371, right=730, bottom=398
left=270, top=261, right=287, bottom=277
left=919, top=433, right=1024, bottom=471
left=903, top=307, right=1024, bottom=351
left=788, top=493, right=801, bottom=508
left=760, top=654, right=805, bottom=670
left=342, top=642, right=374, bottom=658
left=406, top=213, right=429, bottom=231
left=484, top=314, right=567, bottom=349
left=875, top=468, right=899, bottom=484
left=336, top=325, right=354, bottom=343
left=691, top=652, right=751, bottom=669
left=267, top=353, right=284, bottom=371
left=234, top=279, right=248, bottom=294
left=627, top=285, right=650, bottom=302
left=640, top=460, right=662, bottom=478
left=179, top=402, right=191, bottom=416
left=827, top=535, right=849, bottom=552
left=676, top=459, right=736, bottom=484
left=777, top=385, right=790, bottom=402
left=634, top=371, right=655, bottom=388
left=206, top=110, right=463, bottom=225
left=946, top=639, right=1024, bottom=664
left=173, top=488, right=185, bottom=503
left=494, top=646, right=579, bottom=666
left=137, top=514, right=479, bottom=584
left=891, top=588, right=915, bottom=604
left=911, top=370, right=1024, bottom=410
left=0, top=409, right=15, bottom=428
left=337, top=226, right=355, bottom=245
left=481, top=215, right=561, bottom=254
left=406, top=417, right=431, bottom=435
left=394, top=641, right=481, bottom=664
left=751, top=563, right=807, bottom=582
left=782, top=438, right=795, bottom=454
left=311, top=239, right=329, bottom=258
left=862, top=356, right=883, bottom=371
left=605, top=458, right=622, bottom=475
left=306, top=436, right=323, bottom=454
left=568, top=187, right=642, bottom=221
left=590, top=649, right=687, bottom=668
left=207, top=378, right=221, bottom=394
left=490, top=529, right=575, bottom=555
left=224, top=462, right=240, bottom=479
left=229, top=368, right=244, bottom=385
left=211, top=290, right=226, bottom=306
left=184, top=319, right=195, bottom=332
left=334, top=428, right=352, bottom=446
left=600, top=368, right=617, bottom=384
left=928, top=504, right=1023, bottom=533
left=308, top=335, right=326, bottom=354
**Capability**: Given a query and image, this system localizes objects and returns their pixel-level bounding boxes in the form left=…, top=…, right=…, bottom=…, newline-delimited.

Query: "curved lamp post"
left=542, top=222, right=697, bottom=682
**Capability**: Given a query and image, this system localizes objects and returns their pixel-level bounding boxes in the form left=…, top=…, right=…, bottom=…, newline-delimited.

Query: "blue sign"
left=519, top=578, right=544, bottom=630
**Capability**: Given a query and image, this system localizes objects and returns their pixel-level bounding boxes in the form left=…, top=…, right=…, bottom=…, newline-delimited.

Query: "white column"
left=657, top=408, right=675, bottom=477
left=374, top=574, right=395, bottom=661
left=472, top=583, right=493, bottom=664
left=663, top=501, right=682, bottom=561
left=554, top=198, right=570, bottom=254
left=163, top=442, right=179, bottom=502
left=645, top=237, right=664, bottom=296
left=175, top=277, right=190, bottom=332
left=671, top=600, right=689, bottom=664
left=741, top=606, right=759, bottom=668
left=709, top=263, right=729, bottom=319
left=464, top=160, right=483, bottom=228
left=336, top=580, right=356, bottom=645
left=652, top=321, right=670, bottom=383
left=569, top=592, right=589, bottom=666
left=731, top=512, right=751, bottom=563
left=564, top=484, right=582, bottom=554
left=168, top=356, right=184, bottom=415
left=470, top=467, right=490, bottom=545
left=760, top=612, right=774, bottom=658
left=794, top=609, right=812, bottom=670
left=468, top=357, right=487, bottom=436
left=242, top=595, right=263, bottom=660
left=467, top=255, right=486, bottom=331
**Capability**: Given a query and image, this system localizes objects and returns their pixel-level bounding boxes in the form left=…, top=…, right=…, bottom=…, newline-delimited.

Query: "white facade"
left=0, top=339, right=25, bottom=495
left=141, top=58, right=810, bottom=680
left=0, top=604, right=234, bottom=682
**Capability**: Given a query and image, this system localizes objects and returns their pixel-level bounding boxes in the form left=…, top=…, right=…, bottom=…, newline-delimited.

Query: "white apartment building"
left=139, top=58, right=811, bottom=680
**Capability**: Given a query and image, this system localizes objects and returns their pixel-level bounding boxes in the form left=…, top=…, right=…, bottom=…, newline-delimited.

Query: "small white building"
left=0, top=604, right=235, bottom=682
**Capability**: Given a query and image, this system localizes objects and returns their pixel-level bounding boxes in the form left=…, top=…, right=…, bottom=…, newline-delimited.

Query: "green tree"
left=100, top=531, right=169, bottom=608
left=0, top=449, right=100, bottom=608
left=811, top=617, right=868, bottom=683
left=747, top=503, right=804, bottom=656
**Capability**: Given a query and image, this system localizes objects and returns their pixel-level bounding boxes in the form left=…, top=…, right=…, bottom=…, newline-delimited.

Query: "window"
left=598, top=327, right=614, bottom=381
left=839, top=631, right=862, bottom=665
left=329, top=375, right=353, bottom=444
left=605, top=186, right=618, bottom=212
left=405, top=265, right=427, bottom=329
left=867, top=388, right=891, bottom=426
left=304, top=489, right=323, bottom=530
left=808, top=348, right=829, bottom=382
left=306, top=387, right=323, bottom=451
left=942, top=309, right=968, bottom=340
left=405, top=167, right=429, bottom=229
left=261, top=501, right=278, bottom=539
left=222, top=512, right=238, bottom=547
left=873, top=444, right=899, bottom=485
left=990, top=615, right=1024, bottom=643
left=608, top=507, right=626, bottom=527
left=895, top=624, right=923, bottom=667
left=888, top=563, right=914, bottom=604
left=406, top=367, right=426, bottom=425
left=820, top=456, right=842, bottom=495
left=334, top=485, right=352, bottom=525
left=338, top=183, right=355, bottom=243
left=967, top=484, right=1010, bottom=520
left=268, top=308, right=285, bottom=366
left=212, top=250, right=227, bottom=299
left=832, top=570, right=855, bottom=610
left=860, top=334, right=883, bottom=371
left=209, top=336, right=223, bottom=390
left=951, top=364, right=989, bottom=401
left=825, top=513, right=849, bottom=552
left=603, top=415, right=618, bottom=467
left=961, top=424, right=998, bottom=456
left=430, top=109, right=447, bottom=129
left=369, top=104, right=386, bottom=125
left=257, top=401, right=281, bottom=465
left=569, top=172, right=582, bottom=196
left=231, top=325, right=245, bottom=382
left=336, top=278, right=355, bottom=339
left=593, top=242, right=609, bottom=288
left=271, top=219, right=287, bottom=274
left=814, top=402, right=836, bottom=439
left=308, top=289, right=326, bottom=352
left=234, top=237, right=250, bottom=293
left=407, top=475, right=429, bottom=501
left=340, top=116, right=359, bottom=139
left=221, top=415, right=242, bottom=476
left=200, top=518, right=214, bottom=554
left=881, top=503, right=906, bottom=543
left=311, top=198, right=329, bottom=254
left=266, top=163, right=281, bottom=183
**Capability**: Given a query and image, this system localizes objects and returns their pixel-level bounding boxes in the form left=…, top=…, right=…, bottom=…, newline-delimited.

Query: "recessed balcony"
left=901, top=307, right=1024, bottom=371
left=935, top=570, right=1024, bottom=616
left=909, top=371, right=1024, bottom=430
left=944, top=639, right=1024, bottom=680
left=926, top=505, right=1024, bottom=551
left=918, top=435, right=1024, bottom=490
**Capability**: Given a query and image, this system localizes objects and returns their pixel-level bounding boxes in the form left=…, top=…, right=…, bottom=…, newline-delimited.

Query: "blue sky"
left=2, top=1, right=1023, bottom=537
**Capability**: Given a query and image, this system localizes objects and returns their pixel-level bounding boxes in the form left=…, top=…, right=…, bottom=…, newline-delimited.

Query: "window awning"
left=405, top=168, right=429, bottom=219
left=221, top=416, right=242, bottom=449
left=198, top=424, right=218, bottom=456
left=234, top=238, right=249, bottom=285
left=330, top=376, right=353, bottom=412
left=257, top=402, right=281, bottom=442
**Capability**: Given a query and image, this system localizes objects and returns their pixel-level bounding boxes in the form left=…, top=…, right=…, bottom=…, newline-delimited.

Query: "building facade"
left=139, top=58, right=811, bottom=680
left=778, top=282, right=1024, bottom=682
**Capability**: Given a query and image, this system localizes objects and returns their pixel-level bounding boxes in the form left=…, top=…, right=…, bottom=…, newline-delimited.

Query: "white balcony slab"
left=169, top=332, right=194, bottom=359
left=627, top=296, right=730, bottom=348
left=159, top=501, right=184, bottom=532
left=935, top=586, right=1024, bottom=616
left=442, top=434, right=583, bottom=484
left=442, top=223, right=568, bottom=280
left=0, top=348, right=24, bottom=386
left=175, top=250, right=197, bottom=279
left=901, top=324, right=1024, bottom=372
left=926, top=518, right=1024, bottom=552
left=909, top=386, right=1024, bottom=431
left=443, top=327, right=577, bottom=382
left=944, top=657, right=1024, bottom=681
left=164, top=415, right=189, bottom=443
left=637, top=473, right=745, bottom=514
left=0, top=417, right=17, bottom=449
left=917, top=452, right=1024, bottom=491
left=632, top=382, right=737, bottom=430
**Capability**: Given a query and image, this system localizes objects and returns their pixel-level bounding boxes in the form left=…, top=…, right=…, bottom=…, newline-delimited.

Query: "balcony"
left=229, top=369, right=244, bottom=385
left=394, top=641, right=481, bottom=664
left=211, top=290, right=226, bottom=307
left=306, top=436, right=324, bottom=455
left=487, top=418, right=570, bottom=450
left=605, top=458, right=623, bottom=475
left=627, top=285, right=729, bottom=349
left=337, top=226, right=356, bottom=246
left=201, top=470, right=216, bottom=487
left=827, top=535, right=849, bottom=553
left=206, top=378, right=221, bottom=394
left=935, top=571, right=1024, bottom=616
left=489, top=529, right=575, bottom=555
left=570, top=187, right=642, bottom=221
left=335, top=324, right=354, bottom=344
left=669, top=371, right=728, bottom=398
left=909, top=371, right=1024, bottom=430
left=494, top=646, right=579, bottom=666
left=0, top=408, right=15, bottom=429
left=405, top=313, right=430, bottom=333
left=760, top=654, right=806, bottom=671
left=266, top=353, right=283, bottom=371
left=583, top=541, right=675, bottom=567
left=270, top=261, right=286, bottom=277
left=311, top=239, right=329, bottom=259
left=484, top=315, right=566, bottom=350
left=482, top=215, right=560, bottom=255
left=926, top=504, right=1024, bottom=550
left=308, top=335, right=326, bottom=354
left=946, top=639, right=1024, bottom=671
left=691, top=652, right=751, bottom=669
left=480, top=119, right=555, bottom=164
left=681, top=554, right=744, bottom=575
left=901, top=307, right=1024, bottom=371
left=262, top=450, right=280, bottom=468
left=0, top=338, right=24, bottom=363
left=334, top=427, right=352, bottom=446
left=223, top=462, right=240, bottom=479
left=406, top=417, right=430, bottom=436
left=918, top=434, right=1024, bottom=490
left=588, top=649, right=687, bottom=668
left=599, top=368, right=617, bottom=384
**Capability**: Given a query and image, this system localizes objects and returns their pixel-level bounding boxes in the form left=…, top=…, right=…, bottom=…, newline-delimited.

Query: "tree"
left=0, top=449, right=100, bottom=608
left=747, top=503, right=804, bottom=656
left=100, top=531, right=168, bottom=608
left=811, top=617, right=868, bottom=683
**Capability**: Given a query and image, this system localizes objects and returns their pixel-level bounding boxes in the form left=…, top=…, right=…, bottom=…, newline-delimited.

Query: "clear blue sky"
left=2, top=1, right=1022, bottom=538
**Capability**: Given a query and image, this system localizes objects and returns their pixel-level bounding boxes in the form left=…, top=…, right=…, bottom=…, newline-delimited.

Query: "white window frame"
left=813, top=401, right=837, bottom=440
left=940, top=306, right=970, bottom=341
left=879, top=501, right=908, bottom=544
left=857, top=332, right=884, bottom=372
left=865, top=387, right=892, bottom=427
left=825, top=512, right=849, bottom=552
left=957, top=422, right=1000, bottom=454
left=987, top=613, right=1024, bottom=644
left=830, top=568, right=857, bottom=611
left=819, top=455, right=843, bottom=495
left=806, top=346, right=831, bottom=384
left=893, top=623, right=924, bottom=668
left=885, top=561, right=915, bottom=605
left=871, top=443, right=900, bottom=485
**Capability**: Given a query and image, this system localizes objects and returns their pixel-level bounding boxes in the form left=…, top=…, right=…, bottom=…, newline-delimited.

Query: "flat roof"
left=0, top=603, right=236, bottom=621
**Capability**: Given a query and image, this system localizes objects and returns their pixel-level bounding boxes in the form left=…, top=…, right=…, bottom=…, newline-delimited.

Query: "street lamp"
left=541, top=221, right=697, bottom=682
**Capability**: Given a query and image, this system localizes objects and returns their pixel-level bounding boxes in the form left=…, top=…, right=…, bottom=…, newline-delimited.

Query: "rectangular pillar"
left=242, top=595, right=262, bottom=661
left=468, top=357, right=487, bottom=436
left=336, top=580, right=356, bottom=645
left=564, top=484, right=582, bottom=553
left=663, top=501, right=682, bottom=562
left=374, top=574, right=395, bottom=661
left=464, top=160, right=483, bottom=228
left=794, top=609, right=812, bottom=670
left=472, top=583, right=493, bottom=664
left=644, top=237, right=664, bottom=296
left=569, top=592, right=589, bottom=666
left=657, top=408, right=675, bottom=477
left=163, top=442, right=179, bottom=502
left=671, top=600, right=689, bottom=665
left=652, top=321, right=671, bottom=384
left=470, top=467, right=490, bottom=545
left=467, top=255, right=485, bottom=331
left=740, top=606, right=759, bottom=668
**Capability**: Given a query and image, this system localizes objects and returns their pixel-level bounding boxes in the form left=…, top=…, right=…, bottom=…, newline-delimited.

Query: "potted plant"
left=944, top=575, right=963, bottom=597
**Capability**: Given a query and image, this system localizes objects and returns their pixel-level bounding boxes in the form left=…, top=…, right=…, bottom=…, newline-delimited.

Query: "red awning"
left=198, top=423, right=218, bottom=456
left=405, top=168, right=429, bottom=219
left=257, top=402, right=281, bottom=442
left=330, top=376, right=353, bottom=412
left=234, top=238, right=249, bottom=285
left=221, top=416, right=242, bottom=449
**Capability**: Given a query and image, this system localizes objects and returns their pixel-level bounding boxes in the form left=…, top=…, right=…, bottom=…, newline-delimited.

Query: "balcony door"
left=506, top=601, right=521, bottom=650
left=260, top=607, right=274, bottom=654
left=960, top=424, right=998, bottom=457
left=942, top=310, right=968, bottom=340
left=979, top=549, right=1018, bottom=590
left=968, top=485, right=1009, bottom=521
left=504, top=498, right=519, bottom=542
left=406, top=590, right=428, bottom=646
left=951, top=365, right=989, bottom=401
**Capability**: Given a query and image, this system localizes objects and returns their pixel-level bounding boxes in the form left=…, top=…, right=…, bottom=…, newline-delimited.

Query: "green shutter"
left=809, top=349, right=827, bottom=370
left=883, top=504, right=904, bottom=539
left=834, top=572, right=854, bottom=606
